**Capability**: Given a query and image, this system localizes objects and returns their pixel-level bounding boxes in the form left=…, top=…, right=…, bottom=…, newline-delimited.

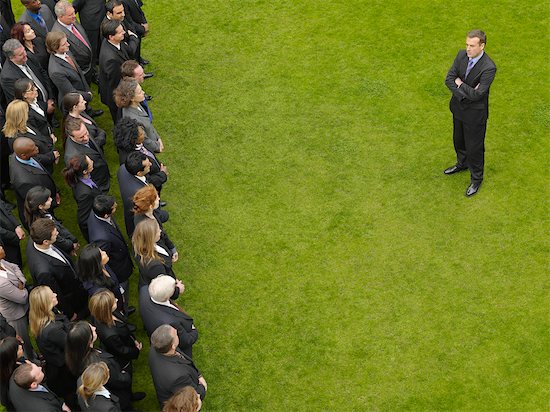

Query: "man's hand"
left=158, top=138, right=165, bottom=153
left=172, top=251, right=179, bottom=262
left=142, top=23, right=149, bottom=32
left=62, top=402, right=71, bottom=412
left=160, top=163, right=167, bottom=174
left=50, top=133, right=57, bottom=144
left=47, top=99, right=55, bottom=114
left=56, top=193, right=61, bottom=204
left=53, top=150, right=60, bottom=164
left=198, top=376, right=207, bottom=391
left=175, top=279, right=184, bottom=294
left=135, top=340, right=143, bottom=350
left=15, top=226, right=25, bottom=240
left=454, top=77, right=463, bottom=87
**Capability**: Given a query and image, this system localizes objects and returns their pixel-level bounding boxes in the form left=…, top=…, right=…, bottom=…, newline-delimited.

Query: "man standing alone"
left=444, top=29, right=496, bottom=197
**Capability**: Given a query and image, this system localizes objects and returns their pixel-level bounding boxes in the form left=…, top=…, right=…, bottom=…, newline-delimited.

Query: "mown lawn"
left=8, top=0, right=549, bottom=411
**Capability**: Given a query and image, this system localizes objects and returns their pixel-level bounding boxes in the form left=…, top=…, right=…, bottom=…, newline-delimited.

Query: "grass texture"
left=8, top=0, right=550, bottom=411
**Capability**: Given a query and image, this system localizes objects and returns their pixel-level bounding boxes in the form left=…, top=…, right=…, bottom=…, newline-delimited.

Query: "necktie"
left=70, top=25, right=90, bottom=49
left=465, top=59, right=475, bottom=79
left=142, top=100, right=153, bottom=121
left=23, top=65, right=47, bottom=102
left=65, top=54, right=77, bottom=71
left=36, top=13, right=46, bottom=29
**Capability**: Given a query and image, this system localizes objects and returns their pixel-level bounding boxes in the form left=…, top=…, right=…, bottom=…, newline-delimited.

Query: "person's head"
left=114, top=78, right=144, bottom=108
left=29, top=286, right=57, bottom=337
left=3, top=99, right=29, bottom=138
left=12, top=362, right=45, bottom=390
left=77, top=244, right=109, bottom=283
left=23, top=186, right=52, bottom=227
left=163, top=386, right=202, bottom=412
left=14, top=78, right=37, bottom=103
left=113, top=117, right=144, bottom=152
left=125, top=151, right=151, bottom=176
left=466, top=29, right=486, bottom=59
left=149, top=275, right=176, bottom=303
left=0, top=337, right=21, bottom=384
left=10, top=23, right=35, bottom=45
left=101, top=19, right=124, bottom=43
left=55, top=1, right=76, bottom=25
left=89, top=289, right=117, bottom=327
left=78, top=362, right=110, bottom=407
left=133, top=184, right=159, bottom=215
left=132, top=218, right=162, bottom=264
left=65, top=321, right=97, bottom=375
left=21, top=0, right=42, bottom=13
left=45, top=31, right=69, bottom=54
left=3, top=39, right=27, bottom=65
left=12, top=137, right=38, bottom=160
left=30, top=218, right=57, bottom=245
left=65, top=116, right=89, bottom=144
left=106, top=0, right=125, bottom=21
left=121, top=59, right=145, bottom=84
left=92, top=195, right=117, bottom=218
left=151, top=324, right=178, bottom=354
left=63, top=154, right=93, bottom=187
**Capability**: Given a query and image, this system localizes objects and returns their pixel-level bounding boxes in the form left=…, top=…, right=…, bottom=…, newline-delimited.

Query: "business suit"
left=26, top=241, right=88, bottom=320
left=25, top=37, right=50, bottom=72
left=9, top=154, right=58, bottom=223
left=122, top=105, right=161, bottom=153
left=118, top=146, right=167, bottom=194
left=0, top=200, right=21, bottom=265
left=32, top=213, right=78, bottom=254
left=117, top=164, right=147, bottom=236
left=27, top=100, right=53, bottom=139
left=0, top=58, right=53, bottom=104
left=8, top=379, right=64, bottom=412
left=148, top=347, right=205, bottom=407
left=94, top=310, right=139, bottom=368
left=93, top=349, right=132, bottom=411
left=18, top=6, right=55, bottom=41
left=122, top=0, right=147, bottom=26
left=51, top=20, right=93, bottom=80
left=0, top=0, right=15, bottom=29
left=139, top=286, right=198, bottom=358
left=0, top=13, right=11, bottom=66
left=64, top=136, right=110, bottom=192
left=9, top=129, right=57, bottom=174
left=69, top=180, right=103, bottom=240
left=72, top=0, right=107, bottom=63
left=78, top=389, right=121, bottom=412
left=48, top=51, right=91, bottom=106
left=82, top=112, right=107, bottom=145
left=445, top=49, right=496, bottom=184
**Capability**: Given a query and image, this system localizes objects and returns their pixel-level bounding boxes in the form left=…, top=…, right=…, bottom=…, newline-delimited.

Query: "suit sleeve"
left=445, top=52, right=464, bottom=100
left=102, top=333, right=140, bottom=362
left=49, top=68, right=88, bottom=100
left=146, top=171, right=167, bottom=189
left=175, top=322, right=198, bottom=351
left=455, top=65, right=497, bottom=102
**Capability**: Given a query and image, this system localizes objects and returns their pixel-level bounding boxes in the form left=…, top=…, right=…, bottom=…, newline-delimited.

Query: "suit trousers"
left=452, top=116, right=486, bottom=184
left=8, top=314, right=36, bottom=360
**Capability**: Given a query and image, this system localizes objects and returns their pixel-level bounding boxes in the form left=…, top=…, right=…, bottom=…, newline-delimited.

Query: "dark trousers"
left=452, top=117, right=487, bottom=184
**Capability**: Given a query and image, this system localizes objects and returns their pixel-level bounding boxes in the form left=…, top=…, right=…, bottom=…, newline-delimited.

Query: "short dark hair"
left=113, top=117, right=140, bottom=152
left=12, top=363, right=34, bottom=389
left=102, top=19, right=121, bottom=39
left=125, top=151, right=147, bottom=175
left=62, top=154, right=89, bottom=187
left=106, top=0, right=123, bottom=13
left=13, top=78, right=34, bottom=100
left=30, top=218, right=55, bottom=245
left=467, top=29, right=486, bottom=44
left=93, top=195, right=116, bottom=217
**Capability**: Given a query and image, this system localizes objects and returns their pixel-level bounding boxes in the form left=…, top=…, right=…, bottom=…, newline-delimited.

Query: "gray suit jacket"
left=48, top=52, right=91, bottom=106
left=19, top=6, right=55, bottom=41
left=122, top=106, right=161, bottom=152
left=64, top=137, right=110, bottom=193
left=51, top=20, right=93, bottom=76
left=0, top=259, right=28, bottom=322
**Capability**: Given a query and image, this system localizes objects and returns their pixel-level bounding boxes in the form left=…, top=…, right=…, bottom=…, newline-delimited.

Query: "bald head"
left=13, top=137, right=38, bottom=159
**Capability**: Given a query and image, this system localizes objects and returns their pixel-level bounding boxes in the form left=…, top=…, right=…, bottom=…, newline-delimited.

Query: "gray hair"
left=149, top=275, right=176, bottom=302
left=54, top=0, right=73, bottom=18
left=151, top=324, right=175, bottom=354
left=3, top=39, right=23, bottom=59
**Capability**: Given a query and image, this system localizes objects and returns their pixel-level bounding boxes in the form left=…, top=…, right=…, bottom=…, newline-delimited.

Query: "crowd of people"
left=0, top=1, right=205, bottom=411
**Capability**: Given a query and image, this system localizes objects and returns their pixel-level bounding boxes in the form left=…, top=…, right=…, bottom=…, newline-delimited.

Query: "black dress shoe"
left=131, top=392, right=146, bottom=402
left=159, top=200, right=167, bottom=207
left=126, top=306, right=136, bottom=315
left=143, top=72, right=154, bottom=79
left=465, top=182, right=481, bottom=197
left=139, top=58, right=150, bottom=65
left=144, top=94, right=152, bottom=101
left=89, top=109, right=104, bottom=118
left=127, top=323, right=137, bottom=333
left=444, top=165, right=468, bottom=175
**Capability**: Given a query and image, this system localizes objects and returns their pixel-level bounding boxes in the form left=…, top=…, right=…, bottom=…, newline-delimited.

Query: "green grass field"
left=7, top=0, right=550, bottom=410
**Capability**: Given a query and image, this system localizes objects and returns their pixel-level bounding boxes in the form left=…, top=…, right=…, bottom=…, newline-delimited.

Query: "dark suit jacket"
left=139, top=286, right=198, bottom=358
left=18, top=6, right=55, bottom=41
left=78, top=390, right=121, bottom=412
left=94, top=311, right=139, bottom=367
left=445, top=50, right=497, bottom=124
left=122, top=0, right=147, bottom=25
left=0, top=58, right=53, bottom=103
left=0, top=0, right=15, bottom=29
left=148, top=347, right=205, bottom=407
left=10, top=129, right=57, bottom=173
left=98, top=39, right=137, bottom=110
left=26, top=242, right=88, bottom=319
left=27, top=101, right=52, bottom=138
left=51, top=20, right=93, bottom=77
left=118, top=147, right=167, bottom=192
left=121, top=106, right=161, bottom=153
left=117, top=164, right=147, bottom=236
left=8, top=380, right=63, bottom=412
left=64, top=137, right=110, bottom=192
left=72, top=0, right=106, bottom=33
left=48, top=52, right=91, bottom=105
left=70, top=180, right=103, bottom=240
left=0, top=199, right=21, bottom=265
left=26, top=37, right=50, bottom=72
left=81, top=112, right=107, bottom=146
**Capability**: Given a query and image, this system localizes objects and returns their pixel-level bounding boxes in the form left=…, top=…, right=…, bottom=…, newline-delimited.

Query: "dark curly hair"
left=113, top=117, right=141, bottom=152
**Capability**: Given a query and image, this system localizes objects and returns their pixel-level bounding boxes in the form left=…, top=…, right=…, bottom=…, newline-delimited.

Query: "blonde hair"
left=89, top=290, right=116, bottom=327
left=132, top=218, right=162, bottom=265
left=163, top=386, right=201, bottom=412
left=132, top=184, right=158, bottom=215
left=3, top=100, right=29, bottom=138
left=77, top=362, right=110, bottom=407
left=29, top=286, right=55, bottom=337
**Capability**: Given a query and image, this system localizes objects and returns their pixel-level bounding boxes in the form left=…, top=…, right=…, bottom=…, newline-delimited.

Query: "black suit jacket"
left=117, top=164, right=147, bottom=236
left=81, top=112, right=107, bottom=146
left=118, top=147, right=167, bottom=192
left=94, top=311, right=139, bottom=367
left=0, top=0, right=15, bottom=29
left=139, top=286, right=198, bottom=358
left=98, top=39, right=137, bottom=109
left=48, top=52, right=91, bottom=105
left=8, top=380, right=63, bottom=412
left=51, top=20, right=93, bottom=77
left=148, top=348, right=205, bottom=407
left=445, top=50, right=497, bottom=124
left=78, top=391, right=121, bottom=412
left=72, top=0, right=106, bottom=33
left=27, top=101, right=52, bottom=138
left=87, top=213, right=133, bottom=283
left=122, top=0, right=147, bottom=25
left=64, top=137, right=110, bottom=192
left=9, top=130, right=57, bottom=173
left=0, top=58, right=53, bottom=103
left=26, top=242, right=88, bottom=319
left=0, top=199, right=21, bottom=265
left=70, top=180, right=103, bottom=240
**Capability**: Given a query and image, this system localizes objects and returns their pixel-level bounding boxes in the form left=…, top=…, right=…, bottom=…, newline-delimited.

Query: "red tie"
left=71, top=25, right=90, bottom=49
left=65, top=54, right=77, bottom=71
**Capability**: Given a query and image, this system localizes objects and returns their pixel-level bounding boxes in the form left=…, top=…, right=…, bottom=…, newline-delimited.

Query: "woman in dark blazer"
left=13, top=78, right=55, bottom=140
left=63, top=154, right=102, bottom=241
left=89, top=290, right=141, bottom=369
left=63, top=92, right=106, bottom=147
left=77, top=362, right=122, bottom=412
left=11, top=23, right=49, bottom=71
left=29, top=286, right=77, bottom=408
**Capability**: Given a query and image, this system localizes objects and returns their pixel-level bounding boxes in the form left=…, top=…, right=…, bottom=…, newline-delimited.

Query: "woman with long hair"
left=77, top=362, right=122, bottom=411
left=77, top=244, right=124, bottom=312
left=28, top=286, right=77, bottom=407
left=114, top=78, right=163, bottom=153
left=10, top=23, right=49, bottom=71
left=66, top=321, right=144, bottom=410
left=13, top=78, right=55, bottom=141
left=89, top=290, right=141, bottom=369
left=0, top=336, right=22, bottom=411
left=3, top=99, right=59, bottom=173
left=23, top=186, right=78, bottom=254
left=62, top=92, right=106, bottom=146
left=132, top=219, right=183, bottom=300
left=62, top=154, right=102, bottom=240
